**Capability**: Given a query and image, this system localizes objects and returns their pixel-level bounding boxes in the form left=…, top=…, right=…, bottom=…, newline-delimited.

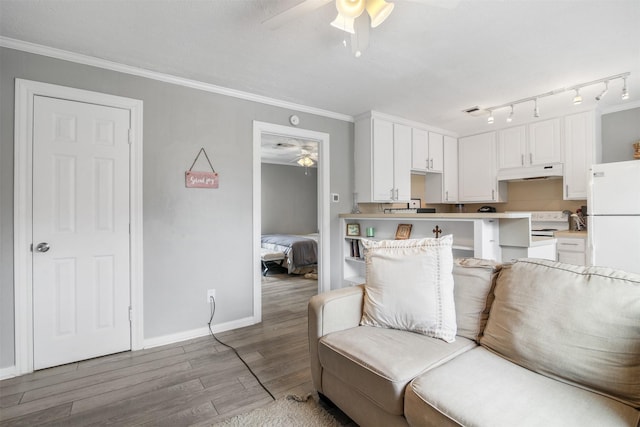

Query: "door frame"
left=252, top=121, right=330, bottom=322
left=13, top=79, right=144, bottom=375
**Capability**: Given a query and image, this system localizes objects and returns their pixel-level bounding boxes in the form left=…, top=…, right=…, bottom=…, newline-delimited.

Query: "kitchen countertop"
left=339, top=212, right=531, bottom=220
left=554, top=230, right=588, bottom=238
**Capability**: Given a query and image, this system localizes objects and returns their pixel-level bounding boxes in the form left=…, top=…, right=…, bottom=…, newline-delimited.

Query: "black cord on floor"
left=207, top=297, right=276, bottom=401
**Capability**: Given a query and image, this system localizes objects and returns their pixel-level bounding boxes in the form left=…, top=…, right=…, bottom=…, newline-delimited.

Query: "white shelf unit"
left=341, top=215, right=504, bottom=287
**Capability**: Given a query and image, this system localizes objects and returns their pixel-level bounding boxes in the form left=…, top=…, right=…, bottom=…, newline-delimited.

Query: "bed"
left=261, top=233, right=318, bottom=275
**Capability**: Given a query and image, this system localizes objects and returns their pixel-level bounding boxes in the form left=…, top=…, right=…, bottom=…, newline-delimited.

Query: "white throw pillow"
left=360, top=235, right=457, bottom=343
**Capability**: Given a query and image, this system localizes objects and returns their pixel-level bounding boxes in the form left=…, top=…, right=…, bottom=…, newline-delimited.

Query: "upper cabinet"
left=459, top=132, right=507, bottom=203
left=425, top=135, right=458, bottom=203
left=564, top=111, right=600, bottom=200
left=412, top=129, right=443, bottom=173
left=498, top=118, right=562, bottom=170
left=355, top=115, right=412, bottom=202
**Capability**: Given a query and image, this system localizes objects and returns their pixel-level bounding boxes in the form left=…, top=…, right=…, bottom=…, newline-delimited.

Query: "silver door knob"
left=35, top=242, right=50, bottom=253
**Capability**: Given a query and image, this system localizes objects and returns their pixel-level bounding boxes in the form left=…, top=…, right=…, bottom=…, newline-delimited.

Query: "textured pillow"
left=452, top=258, right=502, bottom=342
left=360, top=235, right=456, bottom=343
left=481, top=258, right=640, bottom=407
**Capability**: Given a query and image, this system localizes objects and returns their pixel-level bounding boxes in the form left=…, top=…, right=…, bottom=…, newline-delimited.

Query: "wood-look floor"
left=0, top=274, right=333, bottom=426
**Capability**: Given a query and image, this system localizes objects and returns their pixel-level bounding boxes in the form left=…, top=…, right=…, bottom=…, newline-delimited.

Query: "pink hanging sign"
left=185, top=147, right=219, bottom=189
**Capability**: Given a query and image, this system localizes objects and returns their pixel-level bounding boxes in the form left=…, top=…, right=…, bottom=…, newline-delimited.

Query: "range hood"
left=497, top=163, right=563, bottom=182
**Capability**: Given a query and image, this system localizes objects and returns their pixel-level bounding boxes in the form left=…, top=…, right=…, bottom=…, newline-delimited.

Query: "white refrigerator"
left=588, top=160, right=640, bottom=274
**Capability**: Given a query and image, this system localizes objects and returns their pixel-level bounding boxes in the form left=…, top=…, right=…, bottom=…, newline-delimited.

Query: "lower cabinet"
left=556, top=236, right=587, bottom=265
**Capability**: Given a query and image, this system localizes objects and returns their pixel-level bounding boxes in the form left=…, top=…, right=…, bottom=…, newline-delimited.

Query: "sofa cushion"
left=481, top=259, right=640, bottom=408
left=452, top=258, right=502, bottom=342
left=405, top=346, right=640, bottom=427
left=318, top=325, right=476, bottom=416
left=360, top=235, right=457, bottom=343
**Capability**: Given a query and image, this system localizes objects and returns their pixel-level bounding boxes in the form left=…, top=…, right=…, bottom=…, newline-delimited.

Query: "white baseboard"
left=142, top=316, right=256, bottom=349
left=0, top=365, right=17, bottom=381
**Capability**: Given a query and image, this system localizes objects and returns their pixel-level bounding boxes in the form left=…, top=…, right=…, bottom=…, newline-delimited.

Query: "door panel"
left=33, top=95, right=131, bottom=370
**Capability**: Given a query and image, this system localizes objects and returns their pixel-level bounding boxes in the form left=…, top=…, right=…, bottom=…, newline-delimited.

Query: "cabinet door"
left=529, top=118, right=562, bottom=165
left=372, top=118, right=395, bottom=201
left=394, top=124, right=412, bottom=201
left=411, top=128, right=429, bottom=171
left=428, top=132, right=444, bottom=172
left=443, top=135, right=458, bottom=202
left=564, top=112, right=594, bottom=200
left=498, top=126, right=526, bottom=169
left=459, top=132, right=497, bottom=202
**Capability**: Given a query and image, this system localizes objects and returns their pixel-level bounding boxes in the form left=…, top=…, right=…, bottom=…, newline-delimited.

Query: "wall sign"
left=185, top=147, right=218, bottom=189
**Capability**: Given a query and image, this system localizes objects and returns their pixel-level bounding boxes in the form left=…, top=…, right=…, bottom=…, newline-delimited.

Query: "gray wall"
left=261, top=163, right=318, bottom=235
left=0, top=47, right=354, bottom=369
left=601, top=107, right=640, bottom=163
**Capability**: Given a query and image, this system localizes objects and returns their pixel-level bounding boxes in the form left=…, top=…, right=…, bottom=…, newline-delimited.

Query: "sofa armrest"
left=308, top=285, right=364, bottom=393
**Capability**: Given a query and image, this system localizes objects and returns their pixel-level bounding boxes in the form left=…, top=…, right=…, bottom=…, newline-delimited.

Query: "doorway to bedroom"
left=252, top=121, right=330, bottom=323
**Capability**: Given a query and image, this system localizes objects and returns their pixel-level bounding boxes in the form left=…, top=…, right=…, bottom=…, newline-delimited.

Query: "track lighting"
left=595, top=81, right=609, bottom=101
left=622, top=77, right=629, bottom=100
left=573, top=89, right=582, bottom=105
left=478, top=72, right=630, bottom=125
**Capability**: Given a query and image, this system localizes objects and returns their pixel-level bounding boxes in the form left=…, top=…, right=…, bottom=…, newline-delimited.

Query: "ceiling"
left=261, top=133, right=318, bottom=165
left=1, top=0, right=639, bottom=136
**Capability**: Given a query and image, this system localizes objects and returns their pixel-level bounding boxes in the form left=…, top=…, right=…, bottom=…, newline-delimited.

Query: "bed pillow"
left=360, top=235, right=456, bottom=343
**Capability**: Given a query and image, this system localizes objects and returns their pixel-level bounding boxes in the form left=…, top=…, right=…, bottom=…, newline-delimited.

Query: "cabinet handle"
left=426, top=159, right=429, bottom=169
left=565, top=185, right=569, bottom=197
left=390, top=189, right=394, bottom=200
left=395, top=188, right=399, bottom=200
left=529, top=153, right=533, bottom=164
left=430, top=158, right=434, bottom=169
left=492, top=189, right=495, bottom=200
left=560, top=242, right=579, bottom=246
left=445, top=190, right=449, bottom=201
left=521, top=154, right=524, bottom=166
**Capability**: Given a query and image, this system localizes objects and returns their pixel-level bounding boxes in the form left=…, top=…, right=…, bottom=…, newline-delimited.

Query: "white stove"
left=508, top=211, right=570, bottom=237
left=529, top=211, right=570, bottom=237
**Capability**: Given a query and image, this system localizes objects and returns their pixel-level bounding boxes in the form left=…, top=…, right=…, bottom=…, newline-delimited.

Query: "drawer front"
left=556, top=238, right=586, bottom=252
left=558, top=250, right=586, bottom=266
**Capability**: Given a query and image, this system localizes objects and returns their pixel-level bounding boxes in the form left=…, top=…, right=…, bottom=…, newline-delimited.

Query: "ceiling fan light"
left=366, top=0, right=394, bottom=28
left=297, top=156, right=315, bottom=167
left=330, top=13, right=356, bottom=33
left=336, top=0, right=366, bottom=19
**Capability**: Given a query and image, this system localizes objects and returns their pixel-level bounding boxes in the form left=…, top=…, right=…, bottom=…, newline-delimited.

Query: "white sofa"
left=308, top=258, right=640, bottom=426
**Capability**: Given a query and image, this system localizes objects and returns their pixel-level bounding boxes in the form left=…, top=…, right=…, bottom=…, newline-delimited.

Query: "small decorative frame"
left=186, top=147, right=218, bottom=188
left=395, top=224, right=413, bottom=240
left=346, top=223, right=361, bottom=237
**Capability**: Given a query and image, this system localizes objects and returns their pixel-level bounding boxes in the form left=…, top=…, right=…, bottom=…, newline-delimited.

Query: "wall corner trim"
left=0, top=36, right=355, bottom=123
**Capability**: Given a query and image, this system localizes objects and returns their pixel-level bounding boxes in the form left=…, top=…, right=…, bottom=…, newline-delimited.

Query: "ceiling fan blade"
left=262, top=0, right=333, bottom=30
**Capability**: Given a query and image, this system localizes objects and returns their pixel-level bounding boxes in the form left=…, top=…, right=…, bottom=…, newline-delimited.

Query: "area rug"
left=213, top=395, right=345, bottom=427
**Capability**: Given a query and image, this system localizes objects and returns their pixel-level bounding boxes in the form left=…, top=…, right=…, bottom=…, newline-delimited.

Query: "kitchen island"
left=340, top=212, right=556, bottom=286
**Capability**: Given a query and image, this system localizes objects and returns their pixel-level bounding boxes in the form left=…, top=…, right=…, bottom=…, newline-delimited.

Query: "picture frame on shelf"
left=346, top=223, right=361, bottom=237
left=395, top=224, right=412, bottom=240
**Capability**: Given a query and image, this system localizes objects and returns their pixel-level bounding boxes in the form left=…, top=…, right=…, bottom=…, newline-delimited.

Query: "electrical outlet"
left=207, top=289, right=216, bottom=303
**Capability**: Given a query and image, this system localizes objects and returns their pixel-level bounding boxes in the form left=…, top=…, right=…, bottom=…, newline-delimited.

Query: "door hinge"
left=128, top=129, right=133, bottom=145
left=129, top=306, right=133, bottom=322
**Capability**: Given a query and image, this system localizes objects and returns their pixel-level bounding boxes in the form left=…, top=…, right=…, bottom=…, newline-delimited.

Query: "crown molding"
left=0, top=36, right=355, bottom=123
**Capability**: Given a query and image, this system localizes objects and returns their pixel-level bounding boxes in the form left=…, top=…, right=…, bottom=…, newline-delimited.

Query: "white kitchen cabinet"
left=528, top=118, right=562, bottom=165
left=425, top=135, right=458, bottom=203
left=556, top=236, right=587, bottom=265
left=411, top=129, right=443, bottom=173
left=564, top=111, right=600, bottom=200
left=355, top=115, right=412, bottom=202
left=459, top=132, right=507, bottom=203
left=498, top=119, right=561, bottom=170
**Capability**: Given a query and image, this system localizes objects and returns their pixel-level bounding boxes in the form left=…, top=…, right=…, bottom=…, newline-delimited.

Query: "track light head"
left=595, top=81, right=609, bottom=101
left=573, top=88, right=583, bottom=105
left=487, top=111, right=494, bottom=124
left=506, top=105, right=514, bottom=123
left=622, top=77, right=629, bottom=100
left=533, top=99, right=540, bottom=118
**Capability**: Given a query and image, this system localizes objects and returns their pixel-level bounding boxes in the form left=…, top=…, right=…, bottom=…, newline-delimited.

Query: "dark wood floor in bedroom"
left=0, top=273, right=343, bottom=426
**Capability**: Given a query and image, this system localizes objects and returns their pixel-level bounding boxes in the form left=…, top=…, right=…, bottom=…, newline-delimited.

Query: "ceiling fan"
left=263, top=0, right=460, bottom=56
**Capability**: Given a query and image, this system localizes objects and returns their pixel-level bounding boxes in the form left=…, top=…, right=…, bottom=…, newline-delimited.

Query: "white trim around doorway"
left=13, top=79, right=144, bottom=376
left=252, top=121, right=330, bottom=323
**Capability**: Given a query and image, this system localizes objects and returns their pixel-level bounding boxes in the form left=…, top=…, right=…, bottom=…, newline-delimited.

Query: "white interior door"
left=33, top=95, right=131, bottom=370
